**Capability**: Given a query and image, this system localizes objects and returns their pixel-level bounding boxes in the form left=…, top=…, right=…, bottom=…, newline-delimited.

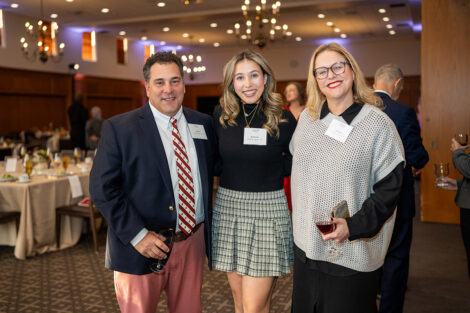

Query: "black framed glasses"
left=313, top=61, right=349, bottom=80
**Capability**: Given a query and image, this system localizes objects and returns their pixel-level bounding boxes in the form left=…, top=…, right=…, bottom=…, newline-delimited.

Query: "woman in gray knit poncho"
left=290, top=43, right=405, bottom=313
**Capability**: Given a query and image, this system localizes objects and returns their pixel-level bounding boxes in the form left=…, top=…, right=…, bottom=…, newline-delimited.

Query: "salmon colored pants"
left=114, top=224, right=206, bottom=313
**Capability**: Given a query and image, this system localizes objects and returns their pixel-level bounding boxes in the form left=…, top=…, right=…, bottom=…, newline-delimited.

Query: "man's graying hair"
left=143, top=52, right=184, bottom=83
left=374, top=64, right=404, bottom=84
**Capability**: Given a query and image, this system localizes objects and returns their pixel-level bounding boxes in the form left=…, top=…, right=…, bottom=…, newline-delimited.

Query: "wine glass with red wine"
left=315, top=214, right=342, bottom=261
left=149, top=228, right=175, bottom=273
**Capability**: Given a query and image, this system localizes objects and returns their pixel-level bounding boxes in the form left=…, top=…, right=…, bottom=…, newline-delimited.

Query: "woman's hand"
left=322, top=218, right=349, bottom=243
left=435, top=177, right=458, bottom=190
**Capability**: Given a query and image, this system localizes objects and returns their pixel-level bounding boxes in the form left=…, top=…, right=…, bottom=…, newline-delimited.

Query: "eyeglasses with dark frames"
left=313, top=61, right=350, bottom=80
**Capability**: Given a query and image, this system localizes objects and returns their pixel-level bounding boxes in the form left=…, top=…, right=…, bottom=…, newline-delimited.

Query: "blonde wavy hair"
left=219, top=50, right=285, bottom=138
left=305, top=43, right=382, bottom=121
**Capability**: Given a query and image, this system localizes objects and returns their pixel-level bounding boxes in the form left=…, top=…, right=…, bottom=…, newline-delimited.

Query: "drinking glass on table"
left=62, top=156, right=70, bottom=173
left=24, top=154, right=33, bottom=178
left=149, top=228, right=175, bottom=273
left=434, top=162, right=450, bottom=187
left=53, top=153, right=61, bottom=169
left=455, top=133, right=468, bottom=146
left=315, top=212, right=342, bottom=261
left=73, top=147, right=81, bottom=165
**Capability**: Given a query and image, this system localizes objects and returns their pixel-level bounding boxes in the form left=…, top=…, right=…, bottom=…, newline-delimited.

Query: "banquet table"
left=0, top=162, right=91, bottom=259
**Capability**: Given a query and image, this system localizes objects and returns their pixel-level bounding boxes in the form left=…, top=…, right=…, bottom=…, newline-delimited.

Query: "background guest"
left=68, top=94, right=88, bottom=149
left=437, top=138, right=470, bottom=279
left=374, top=64, right=429, bottom=313
left=85, top=106, right=103, bottom=150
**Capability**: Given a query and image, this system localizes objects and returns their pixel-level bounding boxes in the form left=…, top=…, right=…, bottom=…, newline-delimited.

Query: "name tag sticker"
left=188, top=124, right=208, bottom=140
left=325, top=119, right=353, bottom=143
left=244, top=128, right=267, bottom=146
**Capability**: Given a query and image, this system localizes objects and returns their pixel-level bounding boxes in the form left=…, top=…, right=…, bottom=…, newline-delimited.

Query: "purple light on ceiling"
left=412, top=23, right=422, bottom=32
left=314, top=38, right=349, bottom=46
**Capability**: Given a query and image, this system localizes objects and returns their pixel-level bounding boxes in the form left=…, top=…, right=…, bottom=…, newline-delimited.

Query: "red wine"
left=315, top=221, right=335, bottom=234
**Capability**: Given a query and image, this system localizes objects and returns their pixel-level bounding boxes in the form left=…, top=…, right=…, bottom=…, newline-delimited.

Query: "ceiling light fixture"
left=157, top=2, right=166, bottom=7
left=163, top=27, right=170, bottom=32
left=378, top=8, right=386, bottom=14
left=210, top=23, right=218, bottom=28
left=20, top=0, right=65, bottom=63
left=180, top=35, right=206, bottom=80
left=101, top=8, right=109, bottom=14
left=213, top=42, right=220, bottom=47
left=11, top=3, right=19, bottom=8
left=232, top=0, right=290, bottom=48
left=119, top=31, right=126, bottom=36
left=382, top=17, right=390, bottom=22
left=317, top=13, right=325, bottom=19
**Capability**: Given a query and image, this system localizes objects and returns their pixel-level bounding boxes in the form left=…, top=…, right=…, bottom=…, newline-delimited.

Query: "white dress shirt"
left=131, top=102, right=204, bottom=246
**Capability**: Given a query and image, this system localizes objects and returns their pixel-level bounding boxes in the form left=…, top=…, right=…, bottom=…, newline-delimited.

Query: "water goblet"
left=434, top=162, right=449, bottom=187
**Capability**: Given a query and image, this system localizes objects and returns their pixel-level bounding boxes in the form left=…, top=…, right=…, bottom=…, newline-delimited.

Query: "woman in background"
left=290, top=43, right=404, bottom=313
left=283, top=82, right=305, bottom=211
left=212, top=50, right=296, bottom=313
left=85, top=106, right=103, bottom=150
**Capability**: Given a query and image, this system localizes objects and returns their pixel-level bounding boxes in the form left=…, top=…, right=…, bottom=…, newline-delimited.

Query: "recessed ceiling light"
left=141, top=36, right=148, bottom=40
left=160, top=41, right=166, bottom=45
left=295, top=36, right=302, bottom=42
left=213, top=42, right=220, bottom=47
left=50, top=13, right=58, bottom=19
left=378, top=8, right=386, bottom=14
left=334, top=28, right=341, bottom=33
left=199, top=38, right=205, bottom=43
left=340, top=33, right=347, bottom=38
left=241, top=35, right=247, bottom=39
left=163, top=27, right=170, bottom=32
left=210, top=23, right=218, bottom=28
left=286, top=31, right=292, bottom=36
left=10, top=3, right=19, bottom=8
left=389, top=30, right=396, bottom=35
left=157, top=2, right=166, bottom=7
left=386, top=24, right=393, bottom=29
left=317, top=13, right=325, bottom=19
left=262, top=18, right=269, bottom=24
left=382, top=17, right=390, bottom=22
left=119, top=31, right=126, bottom=36
left=226, top=29, right=234, bottom=34
left=101, top=8, right=110, bottom=14
left=326, top=21, right=334, bottom=27
left=275, top=25, right=281, bottom=30
left=182, top=33, right=189, bottom=37
left=176, top=45, right=182, bottom=49
left=66, top=0, right=74, bottom=2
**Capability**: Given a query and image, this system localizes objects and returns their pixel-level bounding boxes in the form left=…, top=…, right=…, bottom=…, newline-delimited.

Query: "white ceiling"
left=1, top=0, right=422, bottom=49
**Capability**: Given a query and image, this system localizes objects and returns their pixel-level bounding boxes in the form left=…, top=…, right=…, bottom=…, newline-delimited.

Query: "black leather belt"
left=174, top=223, right=202, bottom=243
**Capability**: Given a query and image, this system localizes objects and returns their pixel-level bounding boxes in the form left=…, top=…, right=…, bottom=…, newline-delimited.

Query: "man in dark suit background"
left=90, top=52, right=216, bottom=313
left=374, top=64, right=429, bottom=313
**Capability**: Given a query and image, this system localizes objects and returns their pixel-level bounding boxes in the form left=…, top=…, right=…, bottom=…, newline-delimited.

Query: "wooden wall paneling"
left=421, top=0, right=470, bottom=224
left=0, top=67, right=72, bottom=135
left=81, top=76, right=143, bottom=119
left=183, top=83, right=223, bottom=112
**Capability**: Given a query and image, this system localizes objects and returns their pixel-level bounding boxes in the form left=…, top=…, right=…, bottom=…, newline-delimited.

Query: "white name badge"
left=188, top=124, right=208, bottom=140
left=5, top=158, right=17, bottom=172
left=244, top=128, right=267, bottom=146
left=325, top=119, right=353, bottom=143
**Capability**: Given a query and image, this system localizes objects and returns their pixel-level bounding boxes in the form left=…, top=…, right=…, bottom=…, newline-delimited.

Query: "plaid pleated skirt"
left=212, top=187, right=293, bottom=277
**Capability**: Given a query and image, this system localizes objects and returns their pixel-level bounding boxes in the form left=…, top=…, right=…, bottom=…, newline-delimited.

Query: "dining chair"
left=56, top=198, right=102, bottom=252
left=0, top=212, right=20, bottom=234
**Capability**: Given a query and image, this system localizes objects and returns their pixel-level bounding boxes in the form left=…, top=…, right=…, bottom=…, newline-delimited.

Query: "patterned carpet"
left=0, top=230, right=292, bottom=313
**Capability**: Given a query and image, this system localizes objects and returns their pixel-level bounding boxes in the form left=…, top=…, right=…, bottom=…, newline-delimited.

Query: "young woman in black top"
left=212, top=50, right=296, bottom=313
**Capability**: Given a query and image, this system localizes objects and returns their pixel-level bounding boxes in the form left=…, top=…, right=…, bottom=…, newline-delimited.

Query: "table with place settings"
left=0, top=162, right=91, bottom=259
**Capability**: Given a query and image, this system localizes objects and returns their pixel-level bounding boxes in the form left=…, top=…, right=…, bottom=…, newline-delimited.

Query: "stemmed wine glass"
left=149, top=228, right=175, bottom=273
left=315, top=212, right=342, bottom=261
left=434, top=162, right=449, bottom=187
left=455, top=133, right=468, bottom=146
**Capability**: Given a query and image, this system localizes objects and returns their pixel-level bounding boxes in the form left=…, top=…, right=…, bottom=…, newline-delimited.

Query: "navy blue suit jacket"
left=377, top=92, right=429, bottom=219
left=90, top=104, right=217, bottom=275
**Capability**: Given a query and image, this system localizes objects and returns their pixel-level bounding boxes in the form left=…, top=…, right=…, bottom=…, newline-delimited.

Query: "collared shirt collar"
left=320, top=101, right=362, bottom=125
left=148, top=101, right=184, bottom=130
left=374, top=90, right=391, bottom=98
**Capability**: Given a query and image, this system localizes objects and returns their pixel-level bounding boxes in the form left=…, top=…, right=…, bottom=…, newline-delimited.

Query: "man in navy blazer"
left=90, top=52, right=216, bottom=313
left=374, top=64, right=429, bottom=313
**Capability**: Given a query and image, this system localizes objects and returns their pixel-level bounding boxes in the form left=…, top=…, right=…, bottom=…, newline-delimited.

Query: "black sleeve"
left=282, top=110, right=297, bottom=177
left=347, top=161, right=404, bottom=240
left=212, top=105, right=223, bottom=177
